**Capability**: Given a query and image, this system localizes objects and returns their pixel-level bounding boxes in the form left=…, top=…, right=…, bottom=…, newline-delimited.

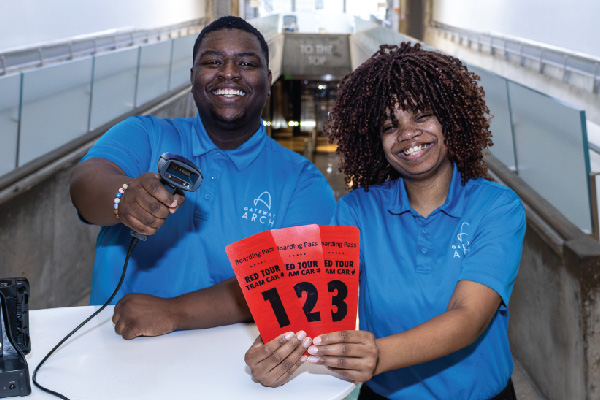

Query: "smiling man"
left=69, top=16, right=335, bottom=339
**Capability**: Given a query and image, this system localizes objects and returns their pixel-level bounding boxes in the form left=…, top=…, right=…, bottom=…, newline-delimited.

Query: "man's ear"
left=190, top=68, right=194, bottom=85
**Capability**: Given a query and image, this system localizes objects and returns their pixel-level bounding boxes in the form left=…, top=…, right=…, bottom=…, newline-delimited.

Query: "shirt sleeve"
left=458, top=189, right=526, bottom=306
left=279, top=162, right=336, bottom=227
left=330, top=195, right=357, bottom=227
left=82, top=116, right=153, bottom=178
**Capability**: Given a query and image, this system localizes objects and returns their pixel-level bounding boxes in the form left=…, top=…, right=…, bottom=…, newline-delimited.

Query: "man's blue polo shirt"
left=83, top=114, right=335, bottom=304
left=331, top=164, right=525, bottom=399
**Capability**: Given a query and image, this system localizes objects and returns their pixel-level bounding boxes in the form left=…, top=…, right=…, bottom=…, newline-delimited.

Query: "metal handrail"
left=0, top=18, right=208, bottom=76
left=432, top=21, right=600, bottom=94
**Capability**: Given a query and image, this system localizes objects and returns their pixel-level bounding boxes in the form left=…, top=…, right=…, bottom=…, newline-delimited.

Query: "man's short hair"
left=192, top=15, right=269, bottom=68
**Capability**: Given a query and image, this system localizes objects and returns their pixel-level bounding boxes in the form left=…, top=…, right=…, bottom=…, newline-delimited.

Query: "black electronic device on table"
left=0, top=277, right=31, bottom=398
left=33, top=153, right=203, bottom=400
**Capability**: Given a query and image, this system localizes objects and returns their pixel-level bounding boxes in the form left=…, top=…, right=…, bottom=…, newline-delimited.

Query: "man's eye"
left=416, top=114, right=432, bottom=122
left=239, top=61, right=257, bottom=67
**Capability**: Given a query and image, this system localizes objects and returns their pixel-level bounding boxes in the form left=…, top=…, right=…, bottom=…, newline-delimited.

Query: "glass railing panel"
left=468, top=65, right=516, bottom=171
left=135, top=41, right=172, bottom=107
left=0, top=73, right=21, bottom=176
left=353, top=27, right=417, bottom=55
left=89, top=47, right=138, bottom=131
left=169, top=35, right=196, bottom=91
left=247, top=14, right=281, bottom=39
left=19, top=58, right=93, bottom=166
left=508, top=81, right=591, bottom=232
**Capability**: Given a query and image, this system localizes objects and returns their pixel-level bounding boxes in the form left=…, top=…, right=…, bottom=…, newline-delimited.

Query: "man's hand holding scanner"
left=116, top=171, right=184, bottom=236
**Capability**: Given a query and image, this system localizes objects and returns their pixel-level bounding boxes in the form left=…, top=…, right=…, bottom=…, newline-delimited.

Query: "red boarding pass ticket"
left=225, top=225, right=360, bottom=344
left=319, top=225, right=360, bottom=332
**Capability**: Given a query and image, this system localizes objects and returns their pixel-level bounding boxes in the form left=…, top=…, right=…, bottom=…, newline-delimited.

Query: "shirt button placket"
left=203, top=152, right=222, bottom=204
left=416, top=219, right=432, bottom=273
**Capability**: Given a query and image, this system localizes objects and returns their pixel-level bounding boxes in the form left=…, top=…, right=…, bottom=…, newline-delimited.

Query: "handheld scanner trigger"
left=157, top=153, right=203, bottom=194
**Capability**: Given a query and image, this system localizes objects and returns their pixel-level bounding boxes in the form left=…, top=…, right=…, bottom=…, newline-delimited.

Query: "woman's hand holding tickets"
left=306, top=330, right=379, bottom=383
left=245, top=332, right=312, bottom=387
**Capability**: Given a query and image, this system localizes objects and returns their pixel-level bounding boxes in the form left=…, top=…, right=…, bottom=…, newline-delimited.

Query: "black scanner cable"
left=32, top=234, right=143, bottom=400
left=32, top=153, right=202, bottom=399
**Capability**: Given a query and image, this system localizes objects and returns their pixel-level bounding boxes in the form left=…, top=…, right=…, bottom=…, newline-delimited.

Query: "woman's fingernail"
left=307, top=356, right=319, bottom=363
left=307, top=345, right=318, bottom=355
left=296, top=331, right=307, bottom=340
left=313, top=336, right=322, bottom=345
left=303, top=337, right=312, bottom=348
left=284, top=332, right=294, bottom=340
left=300, top=355, right=308, bottom=362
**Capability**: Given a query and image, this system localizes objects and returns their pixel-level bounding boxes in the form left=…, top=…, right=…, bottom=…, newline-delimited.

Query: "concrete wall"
left=0, top=88, right=197, bottom=310
left=488, top=155, right=600, bottom=400
left=0, top=160, right=99, bottom=309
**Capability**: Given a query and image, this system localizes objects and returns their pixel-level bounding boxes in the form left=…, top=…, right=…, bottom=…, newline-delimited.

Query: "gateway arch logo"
left=253, top=191, right=271, bottom=210
left=241, top=191, right=276, bottom=227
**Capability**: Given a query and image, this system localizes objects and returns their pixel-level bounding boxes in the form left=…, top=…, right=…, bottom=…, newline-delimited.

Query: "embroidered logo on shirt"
left=242, top=191, right=276, bottom=227
left=253, top=191, right=271, bottom=210
left=451, top=222, right=471, bottom=258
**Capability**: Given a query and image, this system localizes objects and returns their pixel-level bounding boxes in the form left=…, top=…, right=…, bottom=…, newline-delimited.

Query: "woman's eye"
left=381, top=124, right=395, bottom=133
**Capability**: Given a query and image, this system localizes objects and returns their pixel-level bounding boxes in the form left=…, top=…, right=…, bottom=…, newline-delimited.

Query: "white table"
left=25, top=306, right=356, bottom=399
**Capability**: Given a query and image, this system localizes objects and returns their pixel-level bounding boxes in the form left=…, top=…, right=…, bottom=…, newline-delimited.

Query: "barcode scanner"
left=157, top=152, right=203, bottom=194
left=33, top=153, right=202, bottom=400
left=131, top=153, right=203, bottom=241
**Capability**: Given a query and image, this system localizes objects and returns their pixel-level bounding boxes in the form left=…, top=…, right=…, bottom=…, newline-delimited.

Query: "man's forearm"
left=170, top=278, right=252, bottom=330
left=70, top=159, right=131, bottom=226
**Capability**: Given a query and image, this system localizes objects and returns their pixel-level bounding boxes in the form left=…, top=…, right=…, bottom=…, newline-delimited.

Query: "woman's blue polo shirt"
left=331, top=164, right=525, bottom=399
left=83, top=114, right=335, bottom=304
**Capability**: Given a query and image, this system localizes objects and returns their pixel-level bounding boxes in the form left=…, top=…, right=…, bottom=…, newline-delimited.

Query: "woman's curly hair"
left=324, top=42, right=492, bottom=190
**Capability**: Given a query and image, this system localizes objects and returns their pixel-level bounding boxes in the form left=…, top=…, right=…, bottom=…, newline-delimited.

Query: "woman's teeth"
left=403, top=144, right=430, bottom=156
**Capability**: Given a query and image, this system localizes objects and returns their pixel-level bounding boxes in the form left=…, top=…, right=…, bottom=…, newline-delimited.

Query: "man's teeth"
left=403, top=144, right=430, bottom=156
left=213, top=89, right=245, bottom=97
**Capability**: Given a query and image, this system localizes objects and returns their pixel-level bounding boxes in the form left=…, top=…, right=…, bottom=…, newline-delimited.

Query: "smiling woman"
left=379, top=106, right=451, bottom=207
left=319, top=42, right=524, bottom=400
left=328, top=43, right=492, bottom=190
left=244, top=42, right=526, bottom=400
